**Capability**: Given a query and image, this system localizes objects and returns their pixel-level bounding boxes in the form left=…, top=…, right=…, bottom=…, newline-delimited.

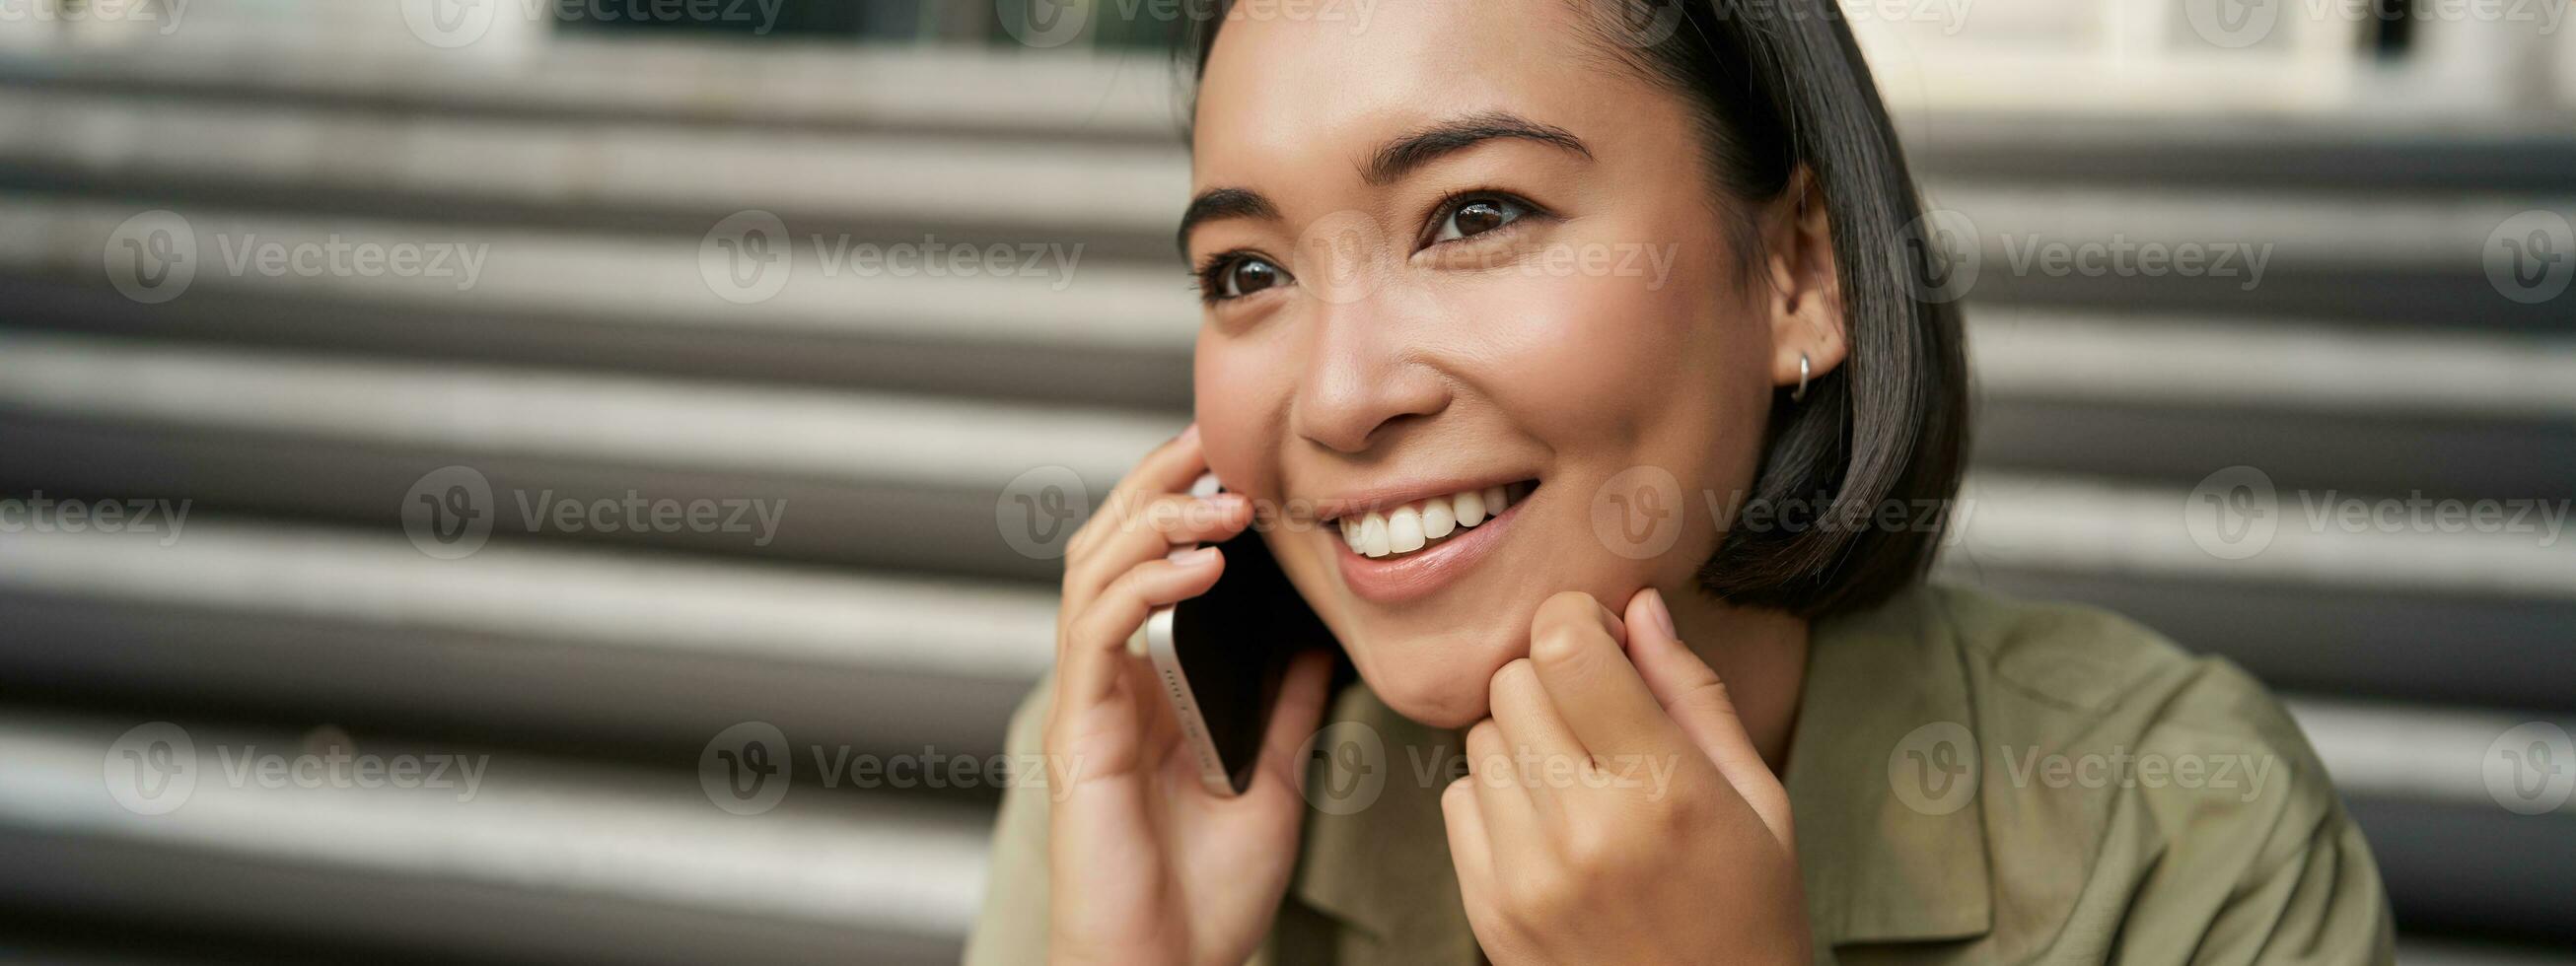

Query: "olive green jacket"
left=965, top=584, right=2396, bottom=964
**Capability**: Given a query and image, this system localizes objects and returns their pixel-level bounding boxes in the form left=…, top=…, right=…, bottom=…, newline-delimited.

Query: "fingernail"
left=1174, top=545, right=1220, bottom=566
left=1177, top=423, right=1200, bottom=447
left=1642, top=587, right=1679, bottom=640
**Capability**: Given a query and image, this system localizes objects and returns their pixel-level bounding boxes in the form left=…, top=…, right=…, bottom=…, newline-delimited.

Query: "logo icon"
left=1592, top=0, right=1685, bottom=47
left=699, top=210, right=793, bottom=305
left=997, top=0, right=1088, bottom=48
left=2184, top=0, right=2280, bottom=49
left=1590, top=465, right=1686, bottom=560
left=2485, top=722, right=2574, bottom=816
left=2485, top=210, right=2573, bottom=306
left=106, top=722, right=197, bottom=816
left=1297, top=209, right=1395, bottom=306
left=701, top=722, right=793, bottom=816
left=402, top=465, right=496, bottom=560
left=997, top=465, right=1090, bottom=560
left=1896, top=209, right=1979, bottom=305
left=401, top=0, right=498, bottom=48
left=2183, top=465, right=2278, bottom=561
left=1889, top=721, right=1977, bottom=816
left=1298, top=721, right=1386, bottom=815
left=104, top=210, right=196, bottom=305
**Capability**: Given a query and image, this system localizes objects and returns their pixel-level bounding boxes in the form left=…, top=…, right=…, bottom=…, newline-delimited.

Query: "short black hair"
left=1177, top=0, right=1970, bottom=619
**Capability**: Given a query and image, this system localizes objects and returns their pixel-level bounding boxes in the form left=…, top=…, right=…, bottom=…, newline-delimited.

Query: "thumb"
left=1622, top=587, right=1793, bottom=843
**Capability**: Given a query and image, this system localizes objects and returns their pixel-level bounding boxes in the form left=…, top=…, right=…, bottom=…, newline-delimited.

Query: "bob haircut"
left=1176, top=0, right=1969, bottom=619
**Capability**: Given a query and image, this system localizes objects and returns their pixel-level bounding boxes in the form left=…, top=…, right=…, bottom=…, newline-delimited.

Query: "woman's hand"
left=1443, top=588, right=1810, bottom=965
left=1044, top=425, right=1334, bottom=966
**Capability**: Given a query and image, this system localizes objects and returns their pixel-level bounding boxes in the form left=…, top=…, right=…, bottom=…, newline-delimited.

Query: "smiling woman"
left=967, top=1, right=2394, bottom=964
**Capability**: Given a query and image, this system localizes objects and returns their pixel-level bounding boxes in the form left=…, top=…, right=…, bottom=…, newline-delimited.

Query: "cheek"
left=1191, top=341, right=1287, bottom=494
left=1451, top=258, right=1751, bottom=445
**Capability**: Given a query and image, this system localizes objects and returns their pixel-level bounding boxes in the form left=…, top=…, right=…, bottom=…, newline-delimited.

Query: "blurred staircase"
left=0, top=34, right=2569, bottom=965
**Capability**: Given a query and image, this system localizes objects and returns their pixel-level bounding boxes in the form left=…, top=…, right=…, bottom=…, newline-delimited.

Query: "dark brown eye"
left=1222, top=256, right=1284, bottom=298
left=1432, top=197, right=1529, bottom=242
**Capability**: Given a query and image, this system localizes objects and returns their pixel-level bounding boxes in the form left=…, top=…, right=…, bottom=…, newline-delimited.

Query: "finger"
left=1063, top=492, right=1252, bottom=610
left=1464, top=719, right=1544, bottom=860
left=1623, top=586, right=1793, bottom=843
left=1059, top=548, right=1225, bottom=713
left=1440, top=775, right=1496, bottom=918
left=1249, top=648, right=1335, bottom=795
left=1484, top=657, right=1586, bottom=823
left=1072, top=424, right=1211, bottom=559
left=1527, top=590, right=1683, bottom=761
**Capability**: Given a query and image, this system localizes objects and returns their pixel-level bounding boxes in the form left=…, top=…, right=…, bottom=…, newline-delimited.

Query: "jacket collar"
left=1290, top=673, right=1483, bottom=964
left=1288, top=584, right=1995, bottom=958
left=1787, top=584, right=1996, bottom=947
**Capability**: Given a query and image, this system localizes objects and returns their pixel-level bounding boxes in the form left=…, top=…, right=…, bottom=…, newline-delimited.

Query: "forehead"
left=1190, top=0, right=1654, bottom=187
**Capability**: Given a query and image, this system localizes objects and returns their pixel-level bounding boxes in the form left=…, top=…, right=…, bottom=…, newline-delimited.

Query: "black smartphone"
left=1135, top=473, right=1336, bottom=795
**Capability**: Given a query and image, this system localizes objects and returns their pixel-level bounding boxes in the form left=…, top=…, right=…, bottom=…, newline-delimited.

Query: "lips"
left=1325, top=479, right=1538, bottom=605
left=1333, top=482, right=1530, bottom=559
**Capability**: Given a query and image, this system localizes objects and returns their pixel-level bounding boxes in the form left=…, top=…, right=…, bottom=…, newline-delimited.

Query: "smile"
left=1325, top=480, right=1538, bottom=605
left=1334, top=481, right=1534, bottom=559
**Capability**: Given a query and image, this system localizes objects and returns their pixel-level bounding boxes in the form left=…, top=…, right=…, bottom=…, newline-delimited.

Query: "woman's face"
left=1186, top=1, right=1783, bottom=727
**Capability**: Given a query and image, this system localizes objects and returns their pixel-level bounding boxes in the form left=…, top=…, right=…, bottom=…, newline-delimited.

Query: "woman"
left=969, top=1, right=2395, bottom=963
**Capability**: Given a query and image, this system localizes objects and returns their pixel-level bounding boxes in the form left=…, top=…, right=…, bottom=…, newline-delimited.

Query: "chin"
left=1344, top=631, right=1516, bottom=730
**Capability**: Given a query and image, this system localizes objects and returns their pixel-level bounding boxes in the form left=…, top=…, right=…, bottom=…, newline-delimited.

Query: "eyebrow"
left=1175, top=110, right=1592, bottom=257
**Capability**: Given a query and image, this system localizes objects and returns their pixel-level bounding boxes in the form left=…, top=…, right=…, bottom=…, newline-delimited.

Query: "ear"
left=1759, top=169, right=1847, bottom=394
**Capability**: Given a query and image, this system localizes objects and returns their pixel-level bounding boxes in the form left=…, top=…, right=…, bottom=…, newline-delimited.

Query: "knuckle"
left=1561, top=821, right=1622, bottom=872
left=1505, top=864, right=1584, bottom=924
left=1442, top=776, right=1475, bottom=812
left=1528, top=621, right=1597, bottom=670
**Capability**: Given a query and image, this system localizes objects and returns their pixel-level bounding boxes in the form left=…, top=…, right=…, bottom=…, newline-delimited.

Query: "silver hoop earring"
left=1791, top=353, right=1811, bottom=403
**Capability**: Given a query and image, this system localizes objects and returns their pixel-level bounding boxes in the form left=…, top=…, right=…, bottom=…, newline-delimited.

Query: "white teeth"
left=1421, top=500, right=1456, bottom=539
left=1454, top=488, right=1486, bottom=527
left=1387, top=506, right=1425, bottom=553
left=1357, top=512, right=1391, bottom=558
left=1336, top=484, right=1525, bottom=559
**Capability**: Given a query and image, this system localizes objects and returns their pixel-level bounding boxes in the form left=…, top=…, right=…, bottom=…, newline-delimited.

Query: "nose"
left=1289, top=296, right=1452, bottom=454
